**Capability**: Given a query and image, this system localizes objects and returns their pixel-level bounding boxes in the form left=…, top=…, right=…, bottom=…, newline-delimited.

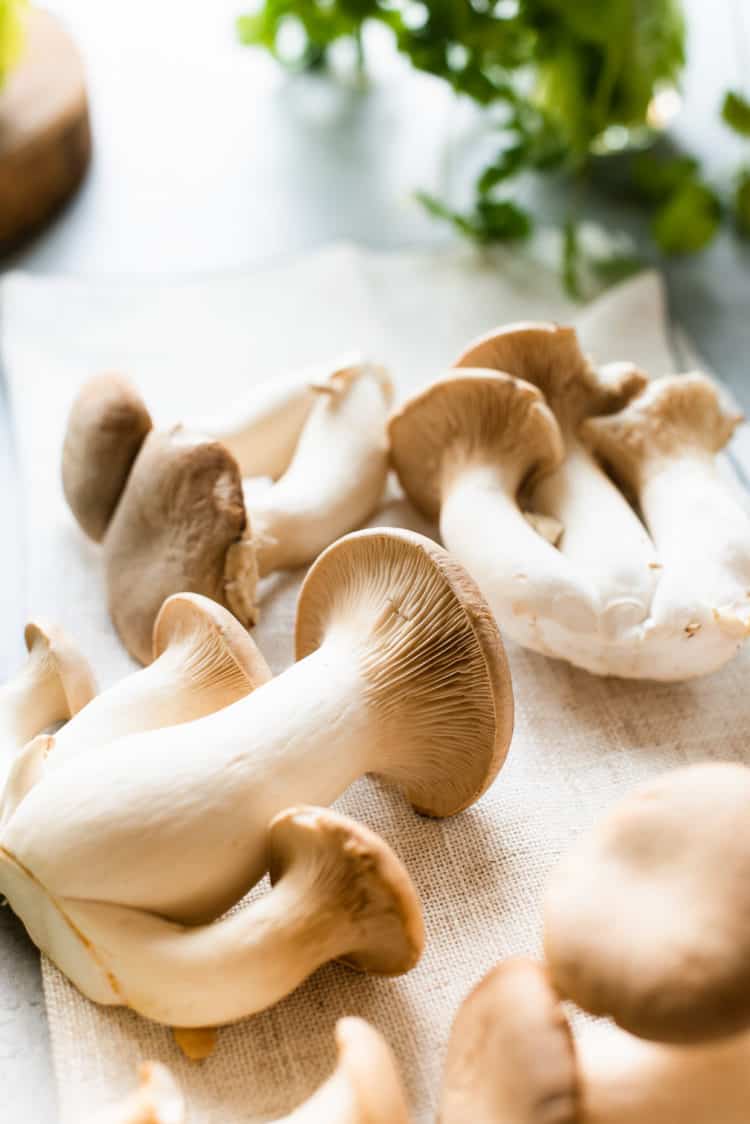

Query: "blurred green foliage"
left=239, top=0, right=747, bottom=288
left=0, top=0, right=25, bottom=89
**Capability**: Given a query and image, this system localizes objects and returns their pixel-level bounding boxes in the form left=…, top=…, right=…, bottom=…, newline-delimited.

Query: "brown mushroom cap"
left=388, top=370, right=564, bottom=522
left=24, top=619, right=97, bottom=718
left=332, top=1017, right=410, bottom=1124
left=295, top=527, right=514, bottom=817
left=103, top=427, right=255, bottom=665
left=581, top=373, right=743, bottom=491
left=152, top=592, right=271, bottom=689
left=61, top=373, right=153, bottom=542
left=454, top=322, right=647, bottom=428
left=268, top=805, right=424, bottom=975
left=439, top=958, right=579, bottom=1124
left=544, top=763, right=750, bottom=1044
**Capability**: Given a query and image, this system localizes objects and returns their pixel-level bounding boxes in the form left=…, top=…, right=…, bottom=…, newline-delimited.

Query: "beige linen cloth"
left=2, top=243, right=748, bottom=1122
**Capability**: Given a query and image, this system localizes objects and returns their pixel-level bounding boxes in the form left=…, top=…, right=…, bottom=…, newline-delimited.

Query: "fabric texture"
left=2, top=243, right=747, bottom=1122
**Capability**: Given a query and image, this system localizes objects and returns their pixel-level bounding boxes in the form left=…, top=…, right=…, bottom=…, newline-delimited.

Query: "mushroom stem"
left=578, top=1023, right=750, bottom=1124
left=96, top=1062, right=185, bottom=1124
left=0, top=622, right=96, bottom=783
left=440, top=464, right=598, bottom=638
left=59, top=806, right=423, bottom=1025
left=245, top=363, right=393, bottom=575
left=6, top=646, right=378, bottom=924
left=47, top=594, right=271, bottom=769
left=186, top=357, right=361, bottom=480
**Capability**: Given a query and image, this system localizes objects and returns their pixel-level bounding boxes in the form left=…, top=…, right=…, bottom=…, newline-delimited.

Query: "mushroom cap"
left=268, top=805, right=424, bottom=975
left=103, top=426, right=254, bottom=665
left=61, top=373, right=153, bottom=542
left=388, top=370, right=564, bottom=521
left=544, top=763, right=750, bottom=1044
left=152, top=592, right=271, bottom=687
left=295, top=527, right=514, bottom=817
left=24, top=619, right=97, bottom=717
left=439, top=958, right=579, bottom=1124
left=581, top=373, right=743, bottom=491
left=332, top=1017, right=410, bottom=1124
left=454, top=322, right=647, bottom=427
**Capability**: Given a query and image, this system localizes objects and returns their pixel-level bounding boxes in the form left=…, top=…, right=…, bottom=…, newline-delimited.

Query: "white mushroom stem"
left=530, top=438, right=658, bottom=637
left=0, top=624, right=95, bottom=784
left=6, top=648, right=383, bottom=923
left=245, top=363, right=393, bottom=574
left=186, top=356, right=361, bottom=480
left=46, top=595, right=271, bottom=769
left=440, top=463, right=599, bottom=638
left=578, top=1022, right=750, bottom=1124
left=96, top=1062, right=185, bottom=1124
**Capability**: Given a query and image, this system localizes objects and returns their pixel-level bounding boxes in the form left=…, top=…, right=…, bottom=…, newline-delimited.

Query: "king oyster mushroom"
left=581, top=373, right=750, bottom=678
left=8, top=805, right=423, bottom=1024
left=0, top=529, right=512, bottom=992
left=440, top=957, right=750, bottom=1124
left=96, top=1062, right=185, bottom=1124
left=544, top=763, right=750, bottom=1044
left=0, top=620, right=96, bottom=786
left=62, top=360, right=393, bottom=664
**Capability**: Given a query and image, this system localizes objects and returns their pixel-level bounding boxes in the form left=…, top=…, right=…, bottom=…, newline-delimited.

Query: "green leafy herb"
left=722, top=90, right=750, bottom=138
left=651, top=180, right=722, bottom=253
left=735, top=168, right=750, bottom=237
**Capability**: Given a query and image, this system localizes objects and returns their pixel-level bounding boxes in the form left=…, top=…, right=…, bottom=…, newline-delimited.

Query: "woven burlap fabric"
left=3, top=244, right=747, bottom=1122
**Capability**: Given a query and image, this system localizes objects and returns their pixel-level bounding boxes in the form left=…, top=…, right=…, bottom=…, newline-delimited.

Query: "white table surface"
left=1, top=0, right=748, bottom=1118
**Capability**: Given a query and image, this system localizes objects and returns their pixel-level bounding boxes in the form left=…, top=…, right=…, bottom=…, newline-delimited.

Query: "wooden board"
left=0, top=9, right=90, bottom=252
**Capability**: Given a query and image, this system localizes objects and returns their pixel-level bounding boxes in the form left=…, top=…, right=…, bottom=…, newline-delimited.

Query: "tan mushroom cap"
left=268, top=805, right=424, bottom=975
left=388, top=370, right=564, bottom=522
left=152, top=592, right=271, bottom=687
left=454, top=322, right=647, bottom=427
left=331, top=1017, right=410, bottom=1124
left=24, top=619, right=97, bottom=717
left=62, top=373, right=153, bottom=542
left=439, top=958, right=579, bottom=1124
left=296, top=527, right=514, bottom=817
left=103, top=426, right=255, bottom=665
left=581, top=373, right=743, bottom=491
left=544, top=763, right=750, bottom=1044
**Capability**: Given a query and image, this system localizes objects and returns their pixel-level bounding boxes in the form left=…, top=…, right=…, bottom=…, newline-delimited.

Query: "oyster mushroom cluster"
left=62, top=358, right=394, bottom=663
left=439, top=762, right=750, bottom=1124
left=0, top=528, right=513, bottom=1027
left=389, top=322, right=750, bottom=680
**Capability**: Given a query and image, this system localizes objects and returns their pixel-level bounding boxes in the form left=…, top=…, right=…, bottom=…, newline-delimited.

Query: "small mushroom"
left=440, top=957, right=750, bottom=1124
left=277, top=1017, right=409, bottom=1123
left=0, top=620, right=96, bottom=782
left=544, top=763, right=750, bottom=1044
left=454, top=323, right=658, bottom=643
left=439, top=957, right=579, bottom=1124
left=63, top=363, right=393, bottom=664
left=53, top=806, right=424, bottom=1025
left=48, top=593, right=271, bottom=767
left=581, top=373, right=750, bottom=678
left=97, top=1061, right=185, bottom=1124
left=62, top=373, right=153, bottom=543
left=1, top=528, right=512, bottom=933
left=389, top=369, right=601, bottom=655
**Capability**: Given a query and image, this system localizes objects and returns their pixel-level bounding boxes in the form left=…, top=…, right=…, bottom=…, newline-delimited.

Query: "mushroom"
left=33, top=806, right=424, bottom=1025
left=47, top=592, right=271, bottom=768
left=97, top=1061, right=185, bottom=1124
left=454, top=323, right=658, bottom=643
left=439, top=957, right=750, bottom=1124
left=581, top=373, right=750, bottom=678
left=0, top=619, right=96, bottom=783
left=277, top=1017, right=409, bottom=1123
left=388, top=369, right=603, bottom=658
left=63, top=362, right=393, bottom=664
left=544, top=762, right=750, bottom=1044
left=438, top=957, right=579, bottom=1124
left=0, top=528, right=512, bottom=938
